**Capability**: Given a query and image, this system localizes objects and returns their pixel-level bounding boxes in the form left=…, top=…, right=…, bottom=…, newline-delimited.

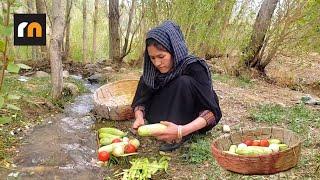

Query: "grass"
left=212, top=73, right=253, bottom=88
left=250, top=104, right=320, bottom=134
left=0, top=74, right=87, bottom=165
left=182, top=135, right=212, bottom=164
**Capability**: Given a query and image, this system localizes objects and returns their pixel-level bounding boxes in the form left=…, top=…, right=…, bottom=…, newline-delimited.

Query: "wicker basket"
left=211, top=127, right=301, bottom=175
left=93, top=79, right=139, bottom=120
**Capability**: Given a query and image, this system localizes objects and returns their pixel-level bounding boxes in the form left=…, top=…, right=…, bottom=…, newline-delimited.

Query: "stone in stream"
left=34, top=71, right=50, bottom=78
left=87, top=73, right=108, bottom=83
left=63, top=70, right=70, bottom=78
left=63, top=83, right=79, bottom=96
left=301, top=94, right=320, bottom=105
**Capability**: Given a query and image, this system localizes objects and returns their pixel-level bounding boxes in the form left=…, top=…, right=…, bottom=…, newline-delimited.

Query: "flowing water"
left=7, top=76, right=109, bottom=180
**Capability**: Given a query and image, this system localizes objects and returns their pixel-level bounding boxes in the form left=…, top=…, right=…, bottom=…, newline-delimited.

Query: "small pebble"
left=222, top=125, right=231, bottom=133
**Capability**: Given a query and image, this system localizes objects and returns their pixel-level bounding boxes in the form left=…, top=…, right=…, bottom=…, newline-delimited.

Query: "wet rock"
left=34, top=71, right=50, bottom=78
left=63, top=83, right=79, bottom=96
left=84, top=63, right=98, bottom=76
left=103, top=66, right=114, bottom=73
left=301, top=95, right=320, bottom=105
left=69, top=74, right=82, bottom=80
left=87, top=73, right=107, bottom=83
left=63, top=70, right=70, bottom=78
left=119, top=68, right=126, bottom=72
left=84, top=63, right=98, bottom=70
left=18, top=76, right=29, bottom=82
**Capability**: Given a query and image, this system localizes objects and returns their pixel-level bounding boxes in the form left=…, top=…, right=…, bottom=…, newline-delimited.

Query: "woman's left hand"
left=153, top=121, right=179, bottom=143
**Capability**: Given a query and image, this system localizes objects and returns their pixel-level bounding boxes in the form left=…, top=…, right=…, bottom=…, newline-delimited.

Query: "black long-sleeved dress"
left=132, top=61, right=222, bottom=133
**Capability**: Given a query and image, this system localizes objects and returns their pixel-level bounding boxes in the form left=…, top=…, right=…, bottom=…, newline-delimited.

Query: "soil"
left=1, top=59, right=319, bottom=179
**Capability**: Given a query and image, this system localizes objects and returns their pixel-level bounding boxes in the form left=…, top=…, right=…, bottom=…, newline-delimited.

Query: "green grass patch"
left=0, top=74, right=87, bottom=164
left=250, top=104, right=320, bottom=134
left=212, top=73, right=253, bottom=88
left=182, top=135, right=213, bottom=164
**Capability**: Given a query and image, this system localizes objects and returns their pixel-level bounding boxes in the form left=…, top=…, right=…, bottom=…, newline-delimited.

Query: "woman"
left=131, top=21, right=222, bottom=151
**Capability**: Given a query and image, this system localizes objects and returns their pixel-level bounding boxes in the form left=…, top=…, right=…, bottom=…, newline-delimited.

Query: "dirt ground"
left=2, top=56, right=320, bottom=179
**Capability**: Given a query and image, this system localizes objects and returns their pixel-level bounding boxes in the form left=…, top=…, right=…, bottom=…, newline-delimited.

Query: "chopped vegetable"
left=117, top=157, right=170, bottom=180
left=138, top=123, right=167, bottom=136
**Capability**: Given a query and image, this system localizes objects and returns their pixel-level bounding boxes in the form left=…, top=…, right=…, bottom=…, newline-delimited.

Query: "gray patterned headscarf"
left=143, top=20, right=210, bottom=89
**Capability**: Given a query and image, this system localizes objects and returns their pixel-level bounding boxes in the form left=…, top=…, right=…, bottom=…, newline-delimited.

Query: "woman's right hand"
left=132, top=118, right=145, bottom=130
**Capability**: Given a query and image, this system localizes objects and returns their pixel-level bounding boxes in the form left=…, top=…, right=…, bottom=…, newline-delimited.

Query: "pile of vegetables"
left=224, top=138, right=289, bottom=156
left=117, top=156, right=170, bottom=180
left=97, top=127, right=140, bottom=163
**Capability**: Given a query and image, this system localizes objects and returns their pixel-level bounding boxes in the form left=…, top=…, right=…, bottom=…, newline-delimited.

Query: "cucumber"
left=278, top=144, right=288, bottom=151
left=228, top=145, right=237, bottom=153
left=98, top=127, right=126, bottom=136
left=268, top=139, right=281, bottom=144
left=137, top=123, right=167, bottom=136
left=236, top=146, right=272, bottom=156
left=100, top=137, right=113, bottom=146
left=99, top=133, right=121, bottom=139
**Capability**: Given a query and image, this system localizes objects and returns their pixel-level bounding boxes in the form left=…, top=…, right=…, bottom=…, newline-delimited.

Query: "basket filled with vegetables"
left=93, top=79, right=139, bottom=120
left=211, top=127, right=301, bottom=175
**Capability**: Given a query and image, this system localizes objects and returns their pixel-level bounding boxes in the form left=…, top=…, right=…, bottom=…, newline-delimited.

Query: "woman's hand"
left=153, top=121, right=179, bottom=143
left=132, top=117, right=145, bottom=130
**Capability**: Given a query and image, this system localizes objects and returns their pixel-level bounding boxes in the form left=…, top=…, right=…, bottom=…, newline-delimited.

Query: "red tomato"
left=112, top=138, right=122, bottom=143
left=124, top=144, right=137, bottom=153
left=260, top=139, right=270, bottom=147
left=98, top=151, right=110, bottom=161
left=252, top=140, right=261, bottom=146
left=244, top=139, right=253, bottom=146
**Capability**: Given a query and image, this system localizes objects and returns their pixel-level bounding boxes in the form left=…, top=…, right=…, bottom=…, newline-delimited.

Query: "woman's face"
left=147, top=45, right=173, bottom=74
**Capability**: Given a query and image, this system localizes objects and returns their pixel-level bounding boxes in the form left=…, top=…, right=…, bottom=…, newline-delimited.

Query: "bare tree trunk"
left=109, top=0, right=121, bottom=66
left=36, top=0, right=48, bottom=58
left=121, top=0, right=135, bottom=58
left=50, top=0, right=65, bottom=99
left=137, top=0, right=146, bottom=66
left=27, top=0, right=39, bottom=60
left=243, top=0, right=279, bottom=72
left=151, top=0, right=158, bottom=25
left=92, top=0, right=99, bottom=62
left=82, top=0, right=88, bottom=63
left=0, top=2, right=11, bottom=91
left=64, top=0, right=72, bottom=61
